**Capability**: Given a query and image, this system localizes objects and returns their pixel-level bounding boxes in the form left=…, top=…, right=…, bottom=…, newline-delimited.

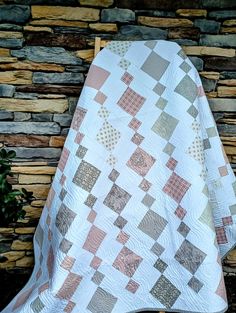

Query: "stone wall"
left=0, top=0, right=236, bottom=311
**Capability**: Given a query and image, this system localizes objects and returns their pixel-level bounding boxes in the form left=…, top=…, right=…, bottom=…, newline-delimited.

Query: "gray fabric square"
left=155, top=97, right=168, bottom=110
left=188, top=276, right=204, bottom=293
left=174, top=239, right=207, bottom=274
left=59, top=187, right=67, bottom=201
left=84, top=194, right=97, bottom=208
left=35, top=223, right=44, bottom=248
left=180, top=61, right=191, bottom=73
left=76, top=145, right=88, bottom=158
left=174, top=75, right=198, bottom=103
left=141, top=51, right=170, bottom=81
left=163, top=142, right=175, bottom=155
left=203, top=138, right=211, bottom=150
left=153, top=82, right=166, bottom=96
left=151, top=242, right=165, bottom=256
left=154, top=258, right=168, bottom=273
left=187, top=104, right=198, bottom=118
left=91, top=271, right=105, bottom=285
left=141, top=194, right=155, bottom=208
left=87, top=286, right=118, bottom=313
left=30, top=297, right=45, bottom=313
left=138, top=209, right=168, bottom=240
left=59, top=238, right=73, bottom=254
left=113, top=215, right=128, bottom=229
left=206, top=126, right=217, bottom=138
left=150, top=275, right=181, bottom=308
left=73, top=160, right=101, bottom=192
left=177, top=222, right=190, bottom=238
left=56, top=203, right=76, bottom=236
left=103, top=183, right=131, bottom=214
left=144, top=40, right=157, bottom=50
left=151, top=111, right=179, bottom=141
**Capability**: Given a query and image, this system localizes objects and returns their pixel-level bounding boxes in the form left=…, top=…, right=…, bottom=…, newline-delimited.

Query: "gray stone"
left=0, top=39, right=23, bottom=48
left=135, top=10, right=175, bottom=17
left=0, top=122, right=60, bottom=134
left=5, top=147, right=62, bottom=159
left=0, top=111, right=14, bottom=121
left=11, top=46, right=82, bottom=65
left=14, top=92, right=38, bottom=99
left=68, top=97, right=79, bottom=114
left=0, top=84, right=15, bottom=97
left=203, top=0, right=236, bottom=8
left=53, top=114, right=72, bottom=126
left=189, top=56, right=204, bottom=71
left=200, top=34, right=236, bottom=48
left=61, top=128, right=69, bottom=135
left=18, top=234, right=33, bottom=241
left=209, top=10, right=236, bottom=19
left=14, top=112, right=31, bottom=121
left=201, top=77, right=217, bottom=92
left=65, top=65, right=88, bottom=73
left=194, top=19, right=220, bottom=34
left=171, top=39, right=198, bottom=46
left=31, top=113, right=53, bottom=122
left=0, top=23, right=23, bottom=31
left=7, top=0, right=77, bottom=4
left=220, top=72, right=236, bottom=79
left=0, top=243, right=11, bottom=253
left=101, top=8, right=135, bottom=22
left=217, top=124, right=236, bottom=136
left=209, top=98, right=236, bottom=112
left=33, top=72, right=84, bottom=84
left=116, top=25, right=167, bottom=40
left=0, top=5, right=30, bottom=23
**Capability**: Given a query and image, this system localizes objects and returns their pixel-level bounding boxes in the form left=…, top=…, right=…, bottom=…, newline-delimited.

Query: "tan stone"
left=24, top=26, right=53, bottom=33
left=76, top=49, right=94, bottom=62
left=176, top=9, right=207, bottom=17
left=223, top=19, right=236, bottom=26
left=31, top=200, right=45, bottom=207
left=1, top=251, right=25, bottom=261
left=220, top=27, right=236, bottom=33
left=217, top=86, right=236, bottom=97
left=31, top=6, right=99, bottom=22
left=49, top=136, right=66, bottom=147
left=0, top=48, right=10, bottom=56
left=199, top=71, right=220, bottom=80
left=0, top=98, right=68, bottom=113
left=89, top=23, right=117, bottom=32
left=0, top=57, right=18, bottom=63
left=79, top=0, right=113, bottom=7
left=13, top=184, right=50, bottom=199
left=138, top=16, right=193, bottom=28
left=0, top=61, right=64, bottom=72
left=30, top=19, right=88, bottom=28
left=224, top=145, right=236, bottom=155
left=12, top=161, right=48, bottom=166
left=24, top=206, right=43, bottom=219
left=11, top=240, right=33, bottom=250
left=12, top=166, right=56, bottom=175
left=0, top=228, right=14, bottom=234
left=218, top=79, right=236, bottom=86
left=182, top=46, right=235, bottom=57
left=16, top=256, right=34, bottom=267
left=0, top=70, right=32, bottom=84
left=220, top=136, right=236, bottom=146
left=38, top=93, right=66, bottom=98
left=15, top=227, right=36, bottom=234
left=0, top=31, right=23, bottom=38
left=205, top=91, right=218, bottom=98
left=0, top=261, right=15, bottom=269
left=19, top=174, right=51, bottom=184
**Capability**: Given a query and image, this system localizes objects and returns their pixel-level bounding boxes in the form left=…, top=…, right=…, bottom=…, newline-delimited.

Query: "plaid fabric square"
left=117, top=87, right=146, bottom=116
left=222, top=216, right=233, bottom=226
left=58, top=147, right=70, bottom=172
left=125, top=279, right=140, bottom=293
left=128, top=117, right=142, bottom=131
left=163, top=172, right=191, bottom=203
left=215, top=226, right=228, bottom=244
left=131, top=132, right=144, bottom=145
left=166, top=157, right=178, bottom=171
left=121, top=72, right=134, bottom=85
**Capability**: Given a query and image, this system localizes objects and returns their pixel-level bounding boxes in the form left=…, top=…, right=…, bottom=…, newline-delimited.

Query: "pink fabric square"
left=83, top=225, right=106, bottom=254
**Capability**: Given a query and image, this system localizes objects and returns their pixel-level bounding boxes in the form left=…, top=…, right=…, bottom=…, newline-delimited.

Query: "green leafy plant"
left=0, top=148, right=35, bottom=227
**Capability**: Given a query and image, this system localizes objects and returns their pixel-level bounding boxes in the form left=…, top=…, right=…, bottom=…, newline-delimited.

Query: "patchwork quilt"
left=2, top=40, right=236, bottom=313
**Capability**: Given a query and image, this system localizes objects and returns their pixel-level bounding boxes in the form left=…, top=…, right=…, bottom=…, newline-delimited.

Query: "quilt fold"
left=1, top=39, right=236, bottom=313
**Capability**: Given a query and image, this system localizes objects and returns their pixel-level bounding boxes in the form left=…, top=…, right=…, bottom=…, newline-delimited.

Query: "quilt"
left=2, top=39, right=236, bottom=313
